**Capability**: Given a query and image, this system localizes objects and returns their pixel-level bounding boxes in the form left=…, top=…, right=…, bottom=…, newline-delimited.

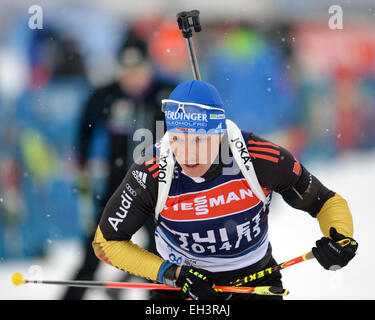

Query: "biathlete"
left=92, top=80, right=358, bottom=300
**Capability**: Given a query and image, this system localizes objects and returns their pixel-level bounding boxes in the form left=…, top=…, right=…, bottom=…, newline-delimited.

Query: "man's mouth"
left=184, top=164, right=199, bottom=168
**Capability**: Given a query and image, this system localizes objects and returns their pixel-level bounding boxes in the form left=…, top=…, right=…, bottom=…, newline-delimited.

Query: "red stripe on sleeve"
left=145, top=157, right=157, bottom=166
left=247, top=146, right=281, bottom=155
left=147, top=163, right=159, bottom=173
left=248, top=140, right=280, bottom=149
left=248, top=152, right=279, bottom=163
left=292, top=159, right=301, bottom=175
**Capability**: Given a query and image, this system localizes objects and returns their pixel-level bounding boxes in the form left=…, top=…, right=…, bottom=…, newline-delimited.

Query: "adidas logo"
left=132, top=170, right=147, bottom=189
left=135, top=170, right=147, bottom=183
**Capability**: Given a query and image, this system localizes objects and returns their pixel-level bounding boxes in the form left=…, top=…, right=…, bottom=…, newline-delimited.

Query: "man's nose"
left=183, top=141, right=199, bottom=163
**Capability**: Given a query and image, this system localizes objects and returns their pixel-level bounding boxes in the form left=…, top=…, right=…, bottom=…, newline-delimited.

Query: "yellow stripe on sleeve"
left=92, top=226, right=164, bottom=281
left=316, top=193, right=354, bottom=238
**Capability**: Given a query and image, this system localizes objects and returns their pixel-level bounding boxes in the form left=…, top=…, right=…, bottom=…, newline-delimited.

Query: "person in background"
left=62, top=28, right=175, bottom=300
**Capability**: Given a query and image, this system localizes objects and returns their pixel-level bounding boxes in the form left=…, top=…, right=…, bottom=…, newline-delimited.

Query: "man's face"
left=168, top=132, right=222, bottom=177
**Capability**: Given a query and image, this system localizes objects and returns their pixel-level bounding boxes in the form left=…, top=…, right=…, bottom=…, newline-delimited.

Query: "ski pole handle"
left=177, top=10, right=201, bottom=38
left=301, top=238, right=351, bottom=263
left=232, top=238, right=351, bottom=286
left=176, top=10, right=202, bottom=80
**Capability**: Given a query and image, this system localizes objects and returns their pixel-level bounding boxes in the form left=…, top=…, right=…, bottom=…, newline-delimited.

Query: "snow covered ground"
left=269, top=150, right=374, bottom=300
left=1, top=150, right=374, bottom=300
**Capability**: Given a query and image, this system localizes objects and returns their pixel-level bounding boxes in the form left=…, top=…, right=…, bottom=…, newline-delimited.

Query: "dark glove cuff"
left=163, top=264, right=179, bottom=288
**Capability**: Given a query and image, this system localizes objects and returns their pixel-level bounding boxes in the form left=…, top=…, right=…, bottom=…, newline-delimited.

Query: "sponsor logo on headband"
left=165, top=110, right=208, bottom=122
left=210, top=114, right=225, bottom=120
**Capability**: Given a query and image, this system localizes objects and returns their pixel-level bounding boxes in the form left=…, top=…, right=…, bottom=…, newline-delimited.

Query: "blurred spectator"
left=61, top=27, right=176, bottom=300
left=293, top=23, right=375, bottom=160
left=148, top=19, right=190, bottom=82
left=0, top=25, right=90, bottom=259
left=203, top=24, right=304, bottom=157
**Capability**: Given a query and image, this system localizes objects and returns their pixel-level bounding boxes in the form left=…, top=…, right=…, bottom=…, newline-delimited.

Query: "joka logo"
left=158, top=155, right=168, bottom=184
left=231, top=137, right=252, bottom=169
left=132, top=170, right=147, bottom=189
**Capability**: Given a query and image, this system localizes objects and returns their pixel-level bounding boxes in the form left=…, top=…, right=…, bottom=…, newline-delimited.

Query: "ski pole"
left=231, top=238, right=352, bottom=286
left=176, top=10, right=202, bottom=80
left=11, top=273, right=289, bottom=296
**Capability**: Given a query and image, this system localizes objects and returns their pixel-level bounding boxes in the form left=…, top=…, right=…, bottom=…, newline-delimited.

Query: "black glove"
left=312, top=227, right=358, bottom=270
left=163, top=265, right=230, bottom=300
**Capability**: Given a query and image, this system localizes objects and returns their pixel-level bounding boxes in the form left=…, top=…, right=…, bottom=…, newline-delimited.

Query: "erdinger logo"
left=231, top=137, right=251, bottom=169
left=165, top=110, right=208, bottom=122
